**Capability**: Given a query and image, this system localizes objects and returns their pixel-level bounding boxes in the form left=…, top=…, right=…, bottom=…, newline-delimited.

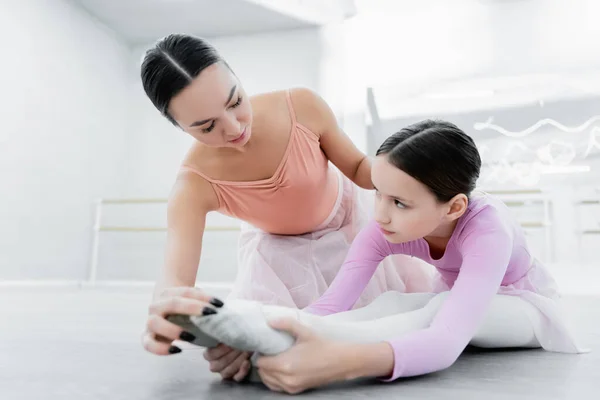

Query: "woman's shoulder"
left=288, top=87, right=337, bottom=138
left=168, top=167, right=220, bottom=215
left=181, top=141, right=214, bottom=174
left=249, top=89, right=292, bottom=129
left=250, top=87, right=317, bottom=101
left=250, top=87, right=319, bottom=113
left=251, top=87, right=332, bottom=137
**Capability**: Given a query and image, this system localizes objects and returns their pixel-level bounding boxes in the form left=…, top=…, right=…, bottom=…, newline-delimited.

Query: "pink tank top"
left=181, top=90, right=339, bottom=235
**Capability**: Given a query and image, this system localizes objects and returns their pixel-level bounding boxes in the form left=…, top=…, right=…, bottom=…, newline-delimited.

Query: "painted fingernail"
left=209, top=298, right=224, bottom=308
left=202, top=307, right=217, bottom=316
left=169, top=346, right=182, bottom=354
left=179, top=331, right=196, bottom=342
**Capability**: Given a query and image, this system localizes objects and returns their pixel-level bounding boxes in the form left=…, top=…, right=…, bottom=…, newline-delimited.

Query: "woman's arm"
left=291, top=88, right=373, bottom=190
left=165, top=173, right=254, bottom=380
left=154, top=171, right=219, bottom=296
left=142, top=171, right=221, bottom=356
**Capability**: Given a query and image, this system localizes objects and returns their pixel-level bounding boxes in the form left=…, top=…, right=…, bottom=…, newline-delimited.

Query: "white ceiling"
left=74, top=0, right=356, bottom=44
left=372, top=71, right=600, bottom=119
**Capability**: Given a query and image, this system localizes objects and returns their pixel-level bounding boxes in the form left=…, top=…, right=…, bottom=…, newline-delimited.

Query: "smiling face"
left=371, top=155, right=468, bottom=244
left=168, top=63, right=253, bottom=148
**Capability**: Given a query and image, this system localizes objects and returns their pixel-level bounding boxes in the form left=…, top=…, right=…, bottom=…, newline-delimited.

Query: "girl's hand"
left=255, top=319, right=355, bottom=394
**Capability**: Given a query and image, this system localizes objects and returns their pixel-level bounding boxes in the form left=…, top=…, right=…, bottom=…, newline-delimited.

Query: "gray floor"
left=0, top=287, right=598, bottom=399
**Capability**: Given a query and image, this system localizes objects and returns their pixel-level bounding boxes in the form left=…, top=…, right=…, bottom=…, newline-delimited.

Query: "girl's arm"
left=303, top=220, right=399, bottom=315
left=382, top=212, right=512, bottom=380
left=328, top=212, right=514, bottom=382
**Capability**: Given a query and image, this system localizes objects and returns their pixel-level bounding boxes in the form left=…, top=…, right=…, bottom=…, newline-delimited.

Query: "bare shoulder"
left=251, top=88, right=334, bottom=139
left=249, top=89, right=287, bottom=103
left=288, top=87, right=324, bottom=112
left=248, top=89, right=292, bottom=133
left=248, top=87, right=323, bottom=109
left=180, top=141, right=222, bottom=182
left=182, top=140, right=208, bottom=168
left=288, top=87, right=337, bottom=137
left=168, top=167, right=219, bottom=220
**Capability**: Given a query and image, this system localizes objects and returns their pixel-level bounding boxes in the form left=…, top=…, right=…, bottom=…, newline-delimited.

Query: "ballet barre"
left=87, top=197, right=240, bottom=286
left=574, top=197, right=600, bottom=264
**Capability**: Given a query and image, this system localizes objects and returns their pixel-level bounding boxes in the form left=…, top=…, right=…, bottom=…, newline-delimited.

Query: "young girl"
left=139, top=33, right=432, bottom=381
left=168, top=119, right=586, bottom=393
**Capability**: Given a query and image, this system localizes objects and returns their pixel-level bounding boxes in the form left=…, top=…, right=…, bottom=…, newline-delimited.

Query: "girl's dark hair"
left=376, top=119, right=481, bottom=202
left=140, top=34, right=226, bottom=125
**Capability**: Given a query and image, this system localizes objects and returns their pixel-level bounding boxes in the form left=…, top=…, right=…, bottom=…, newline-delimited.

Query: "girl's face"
left=371, top=155, right=466, bottom=244
left=168, top=63, right=253, bottom=148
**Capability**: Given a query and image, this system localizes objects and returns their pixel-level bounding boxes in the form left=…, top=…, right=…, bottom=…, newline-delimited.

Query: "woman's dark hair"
left=376, top=119, right=481, bottom=202
left=140, top=34, right=227, bottom=125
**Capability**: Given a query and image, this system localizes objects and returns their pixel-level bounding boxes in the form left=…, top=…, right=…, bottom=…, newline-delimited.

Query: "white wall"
left=0, top=0, right=131, bottom=280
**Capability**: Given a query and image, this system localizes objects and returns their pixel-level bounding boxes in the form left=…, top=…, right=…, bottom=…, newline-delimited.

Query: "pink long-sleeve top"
left=304, top=194, right=535, bottom=380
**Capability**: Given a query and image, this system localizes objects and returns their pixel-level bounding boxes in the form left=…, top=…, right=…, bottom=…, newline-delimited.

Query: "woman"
left=176, top=120, right=586, bottom=394
left=139, top=33, right=433, bottom=379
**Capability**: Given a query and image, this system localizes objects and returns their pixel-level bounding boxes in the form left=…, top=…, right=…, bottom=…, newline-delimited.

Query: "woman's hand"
left=204, top=344, right=253, bottom=382
left=255, top=319, right=357, bottom=394
left=141, top=286, right=219, bottom=355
